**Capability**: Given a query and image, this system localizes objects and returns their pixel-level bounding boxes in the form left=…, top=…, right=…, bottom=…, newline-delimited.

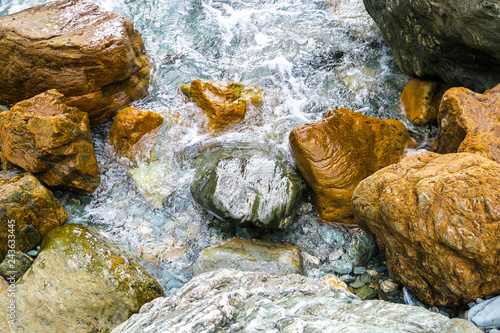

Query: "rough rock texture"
left=181, top=79, right=262, bottom=131
left=190, top=146, right=303, bottom=229
left=112, top=269, right=458, bottom=333
left=431, top=84, right=500, bottom=163
left=352, top=150, right=500, bottom=306
left=108, top=106, right=164, bottom=158
left=0, top=90, right=100, bottom=193
left=451, top=318, right=483, bottom=333
left=0, top=0, right=151, bottom=124
left=0, top=224, right=164, bottom=333
left=289, top=108, right=413, bottom=224
left=400, top=78, right=448, bottom=125
left=0, top=277, right=7, bottom=294
left=0, top=170, right=67, bottom=262
left=0, top=251, right=33, bottom=282
left=195, top=237, right=303, bottom=276
left=468, top=295, right=500, bottom=331
left=363, top=0, right=500, bottom=92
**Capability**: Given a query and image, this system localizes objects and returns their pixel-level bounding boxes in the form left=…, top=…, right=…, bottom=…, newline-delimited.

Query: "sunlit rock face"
left=0, top=0, right=151, bottom=124
left=353, top=150, right=500, bottom=307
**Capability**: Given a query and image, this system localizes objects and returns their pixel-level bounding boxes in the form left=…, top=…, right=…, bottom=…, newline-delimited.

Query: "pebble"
left=340, top=274, right=356, bottom=284
left=360, top=272, right=372, bottom=283
left=353, top=266, right=366, bottom=275
left=376, top=265, right=388, bottom=272
left=380, top=279, right=398, bottom=294
left=27, top=250, right=39, bottom=258
left=350, top=279, right=366, bottom=289
left=367, top=269, right=378, bottom=279
left=356, top=285, right=378, bottom=300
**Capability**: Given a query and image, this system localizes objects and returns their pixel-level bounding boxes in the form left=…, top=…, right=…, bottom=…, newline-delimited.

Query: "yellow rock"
left=400, top=78, right=448, bottom=125
left=324, top=274, right=349, bottom=292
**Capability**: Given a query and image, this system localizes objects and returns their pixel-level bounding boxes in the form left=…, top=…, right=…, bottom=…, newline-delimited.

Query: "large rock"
left=0, top=170, right=67, bottom=262
left=0, top=0, right=151, bottom=124
left=400, top=78, right=448, bottom=125
left=194, top=237, right=303, bottom=276
left=352, top=151, right=500, bottom=306
left=181, top=79, right=262, bottom=131
left=431, top=84, right=500, bottom=163
left=289, top=108, right=413, bottom=224
left=0, top=224, right=164, bottom=333
left=190, top=146, right=303, bottom=229
left=468, top=295, right=500, bottom=331
left=112, top=269, right=459, bottom=333
left=0, top=90, right=100, bottom=193
left=363, top=0, right=500, bottom=92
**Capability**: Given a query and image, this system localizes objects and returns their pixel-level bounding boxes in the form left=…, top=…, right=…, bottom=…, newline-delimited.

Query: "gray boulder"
left=364, top=0, right=500, bottom=92
left=468, top=295, right=500, bottom=331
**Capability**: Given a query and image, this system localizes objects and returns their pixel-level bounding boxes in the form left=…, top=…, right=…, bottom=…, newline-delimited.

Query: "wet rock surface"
left=364, top=0, right=500, bottom=92
left=0, top=224, right=164, bottom=333
left=0, top=90, right=100, bottom=193
left=353, top=150, right=500, bottom=307
left=289, top=108, right=413, bottom=224
left=0, top=170, right=67, bottom=262
left=0, top=0, right=151, bottom=124
left=112, top=269, right=459, bottom=333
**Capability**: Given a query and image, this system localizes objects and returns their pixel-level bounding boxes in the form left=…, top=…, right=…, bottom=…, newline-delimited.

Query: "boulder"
left=0, top=170, right=67, bottom=262
left=289, top=108, right=413, bottom=224
left=0, top=90, right=100, bottom=193
left=190, top=146, right=303, bottom=229
left=108, top=107, right=164, bottom=159
left=0, top=0, right=151, bottom=124
left=400, top=78, right=448, bottom=125
left=352, top=151, right=500, bottom=306
left=468, top=295, right=500, bottom=331
left=112, top=269, right=459, bottom=333
left=431, top=84, right=500, bottom=163
left=0, top=224, right=164, bottom=333
left=194, top=237, right=303, bottom=276
left=363, top=0, right=500, bottom=92
left=181, top=79, right=262, bottom=131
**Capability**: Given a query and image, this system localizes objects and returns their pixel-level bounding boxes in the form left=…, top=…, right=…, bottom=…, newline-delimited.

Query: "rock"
left=380, top=279, right=398, bottom=294
left=468, top=295, right=500, bottom=331
left=289, top=108, right=414, bottom=223
left=0, top=251, right=33, bottom=282
left=431, top=84, right=500, bottom=163
left=108, top=107, right=164, bottom=159
left=0, top=277, right=7, bottom=294
left=0, top=90, right=100, bottom=193
left=111, top=269, right=458, bottom=333
left=0, top=0, right=151, bottom=125
left=195, top=237, right=303, bottom=276
left=181, top=79, right=262, bottom=131
left=350, top=279, right=365, bottom=289
left=353, top=266, right=366, bottom=275
left=355, top=285, right=378, bottom=300
left=324, top=274, right=349, bottom=292
left=400, top=78, right=448, bottom=125
left=352, top=150, right=500, bottom=306
left=363, top=0, right=500, bottom=92
left=451, top=318, right=483, bottom=333
left=0, top=170, right=67, bottom=262
left=0, top=224, right=164, bottom=333
left=129, top=161, right=174, bottom=208
left=190, top=145, right=303, bottom=229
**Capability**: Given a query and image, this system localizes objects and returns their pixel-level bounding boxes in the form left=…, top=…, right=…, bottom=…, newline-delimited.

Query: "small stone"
left=324, top=274, right=349, bottom=292
left=376, top=265, right=388, bottom=272
left=301, top=252, right=320, bottom=267
left=350, top=279, right=365, bottom=289
left=340, top=275, right=356, bottom=284
left=360, top=272, right=372, bottom=283
left=377, top=288, right=389, bottom=301
left=26, top=250, right=39, bottom=258
left=476, top=298, right=485, bottom=304
left=332, top=259, right=353, bottom=275
left=355, top=285, right=378, bottom=300
left=367, top=269, right=378, bottom=279
left=380, top=279, right=398, bottom=294
left=353, top=266, right=366, bottom=275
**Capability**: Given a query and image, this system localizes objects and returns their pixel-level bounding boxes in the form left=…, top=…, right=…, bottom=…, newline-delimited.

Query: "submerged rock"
left=112, top=269, right=459, bottom=333
left=353, top=151, right=500, bottom=306
left=289, top=108, right=413, bottom=224
left=0, top=0, right=151, bottom=124
left=195, top=237, right=303, bottom=276
left=431, top=83, right=500, bottom=163
left=181, top=79, right=262, bottom=131
left=0, top=224, right=164, bottom=333
left=400, top=78, right=448, bottom=125
left=0, top=170, right=67, bottom=262
left=0, top=90, right=100, bottom=193
left=364, top=0, right=500, bottom=92
left=190, top=146, right=303, bottom=229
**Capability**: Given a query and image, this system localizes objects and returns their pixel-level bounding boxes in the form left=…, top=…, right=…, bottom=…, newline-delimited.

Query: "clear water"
left=1, top=0, right=422, bottom=293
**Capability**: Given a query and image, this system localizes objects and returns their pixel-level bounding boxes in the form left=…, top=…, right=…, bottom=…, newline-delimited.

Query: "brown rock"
left=181, top=79, right=262, bottom=131
left=400, top=78, right=448, bottom=125
left=0, top=90, right=100, bottom=193
left=289, top=108, right=414, bottom=224
left=0, top=0, right=151, bottom=125
left=108, top=107, right=163, bottom=159
left=0, top=277, right=8, bottom=295
left=352, top=151, right=500, bottom=306
left=0, top=170, right=67, bottom=262
left=431, top=84, right=500, bottom=163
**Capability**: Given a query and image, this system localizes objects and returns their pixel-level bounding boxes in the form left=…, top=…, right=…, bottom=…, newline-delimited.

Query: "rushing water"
left=1, top=0, right=424, bottom=293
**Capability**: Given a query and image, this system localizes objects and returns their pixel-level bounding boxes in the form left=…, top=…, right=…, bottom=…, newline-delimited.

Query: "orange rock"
left=0, top=277, right=8, bottom=294
left=0, top=170, right=67, bottom=262
left=431, top=84, right=500, bottom=163
left=181, top=79, right=262, bottom=131
left=108, top=107, right=163, bottom=159
left=353, top=151, right=500, bottom=306
left=0, top=90, right=100, bottom=193
left=0, top=0, right=151, bottom=125
left=400, top=78, right=448, bottom=125
left=289, top=108, right=414, bottom=224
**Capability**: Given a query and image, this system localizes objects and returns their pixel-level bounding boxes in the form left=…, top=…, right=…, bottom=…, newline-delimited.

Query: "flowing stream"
left=1, top=0, right=424, bottom=294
